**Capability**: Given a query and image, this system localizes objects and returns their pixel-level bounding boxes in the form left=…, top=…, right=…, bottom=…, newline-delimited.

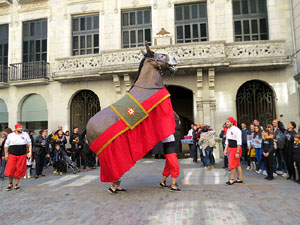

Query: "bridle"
left=130, top=54, right=177, bottom=90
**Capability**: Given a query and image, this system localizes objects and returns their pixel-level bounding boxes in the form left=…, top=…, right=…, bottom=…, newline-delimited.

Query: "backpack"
left=276, top=132, right=286, bottom=149
left=208, top=136, right=216, bottom=148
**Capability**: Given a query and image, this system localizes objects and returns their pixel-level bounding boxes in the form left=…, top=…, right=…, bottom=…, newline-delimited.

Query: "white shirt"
left=225, top=126, right=242, bottom=146
left=187, top=129, right=193, bottom=136
left=4, top=132, right=32, bottom=147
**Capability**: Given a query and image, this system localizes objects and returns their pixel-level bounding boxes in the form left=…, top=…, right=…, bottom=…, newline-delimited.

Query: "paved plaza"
left=1, top=158, right=300, bottom=225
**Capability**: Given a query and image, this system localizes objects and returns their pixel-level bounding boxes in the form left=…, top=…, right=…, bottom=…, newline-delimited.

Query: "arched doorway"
left=0, top=99, right=8, bottom=131
left=70, top=90, right=100, bottom=132
left=20, top=94, right=48, bottom=132
left=167, top=85, right=194, bottom=152
left=236, top=80, right=276, bottom=127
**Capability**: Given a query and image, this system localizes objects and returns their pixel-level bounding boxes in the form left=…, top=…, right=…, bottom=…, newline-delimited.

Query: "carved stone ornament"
left=196, top=101, right=203, bottom=111
left=54, top=41, right=287, bottom=75
left=156, top=28, right=170, bottom=36
left=81, top=5, right=88, bottom=13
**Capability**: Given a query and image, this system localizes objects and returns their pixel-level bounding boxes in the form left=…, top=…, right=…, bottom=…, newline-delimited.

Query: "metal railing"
left=10, top=61, right=49, bottom=81
left=0, top=65, right=9, bottom=83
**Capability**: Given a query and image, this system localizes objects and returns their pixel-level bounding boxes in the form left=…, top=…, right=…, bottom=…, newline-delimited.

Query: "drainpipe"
left=289, top=0, right=298, bottom=76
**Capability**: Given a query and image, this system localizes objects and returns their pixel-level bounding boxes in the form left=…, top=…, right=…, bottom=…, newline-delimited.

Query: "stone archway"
left=0, top=98, right=8, bottom=131
left=236, top=80, right=276, bottom=127
left=20, top=94, right=48, bottom=131
left=70, top=90, right=100, bottom=132
left=166, top=85, right=194, bottom=137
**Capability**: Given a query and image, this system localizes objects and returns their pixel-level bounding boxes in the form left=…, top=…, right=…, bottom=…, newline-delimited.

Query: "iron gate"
left=236, top=80, right=276, bottom=127
left=70, top=90, right=100, bottom=132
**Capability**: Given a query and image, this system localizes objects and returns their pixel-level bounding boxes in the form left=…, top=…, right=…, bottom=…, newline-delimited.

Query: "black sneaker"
left=107, top=187, right=117, bottom=194
left=225, top=180, right=234, bottom=185
left=159, top=182, right=167, bottom=188
left=14, top=186, right=21, bottom=191
left=170, top=187, right=181, bottom=192
left=6, top=185, right=13, bottom=192
left=234, top=180, right=243, bottom=184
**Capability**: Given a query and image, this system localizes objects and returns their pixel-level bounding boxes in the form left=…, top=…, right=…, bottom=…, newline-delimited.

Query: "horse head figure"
left=132, top=42, right=178, bottom=90
left=86, top=42, right=178, bottom=144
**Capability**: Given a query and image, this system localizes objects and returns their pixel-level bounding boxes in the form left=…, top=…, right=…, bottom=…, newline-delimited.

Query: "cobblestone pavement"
left=1, top=158, right=300, bottom=225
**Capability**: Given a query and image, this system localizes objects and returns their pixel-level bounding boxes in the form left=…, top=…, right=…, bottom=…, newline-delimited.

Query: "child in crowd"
left=262, top=129, right=274, bottom=180
left=247, top=145, right=256, bottom=171
left=293, top=134, right=300, bottom=184
left=54, top=144, right=64, bottom=176
left=24, top=156, right=32, bottom=179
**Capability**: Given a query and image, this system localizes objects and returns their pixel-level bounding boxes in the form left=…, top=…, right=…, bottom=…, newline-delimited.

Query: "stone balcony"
left=53, top=40, right=291, bottom=82
left=0, top=0, right=12, bottom=7
left=17, top=0, right=47, bottom=4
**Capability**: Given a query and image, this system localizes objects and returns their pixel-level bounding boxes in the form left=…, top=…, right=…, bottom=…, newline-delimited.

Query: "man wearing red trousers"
left=159, top=134, right=181, bottom=192
left=224, top=117, right=243, bottom=185
left=4, top=124, right=32, bottom=191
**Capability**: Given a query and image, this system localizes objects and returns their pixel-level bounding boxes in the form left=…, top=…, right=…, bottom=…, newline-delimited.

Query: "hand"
left=5, top=153, right=8, bottom=161
left=46, top=154, right=50, bottom=158
left=224, top=151, right=227, bottom=156
left=235, top=152, right=240, bottom=159
left=255, top=140, right=259, bottom=143
left=265, top=152, right=269, bottom=157
left=2, top=156, right=5, bottom=160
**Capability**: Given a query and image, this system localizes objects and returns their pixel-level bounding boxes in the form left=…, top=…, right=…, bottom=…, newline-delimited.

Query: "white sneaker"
left=276, top=171, right=283, bottom=175
left=246, top=166, right=251, bottom=171
left=263, top=170, right=267, bottom=176
left=273, top=173, right=278, bottom=177
left=53, top=170, right=57, bottom=174
left=24, top=176, right=27, bottom=179
left=282, top=172, right=288, bottom=177
left=256, top=169, right=262, bottom=174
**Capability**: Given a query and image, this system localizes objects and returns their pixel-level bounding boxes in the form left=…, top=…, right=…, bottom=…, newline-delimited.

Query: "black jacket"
left=293, top=143, right=300, bottom=159
left=33, top=135, right=48, bottom=154
left=0, top=138, right=7, bottom=157
left=70, top=133, right=82, bottom=152
left=52, top=135, right=67, bottom=151
left=241, top=128, right=250, bottom=144
left=262, top=137, right=274, bottom=154
left=278, top=121, right=296, bottom=151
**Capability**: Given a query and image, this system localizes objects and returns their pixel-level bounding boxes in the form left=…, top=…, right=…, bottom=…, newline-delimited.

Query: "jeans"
left=0, top=158, right=7, bottom=178
left=204, top=146, right=213, bottom=167
left=255, top=148, right=265, bottom=170
left=278, top=149, right=287, bottom=173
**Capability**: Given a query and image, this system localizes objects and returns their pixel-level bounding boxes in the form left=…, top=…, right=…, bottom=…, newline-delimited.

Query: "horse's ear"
left=145, top=41, right=154, bottom=58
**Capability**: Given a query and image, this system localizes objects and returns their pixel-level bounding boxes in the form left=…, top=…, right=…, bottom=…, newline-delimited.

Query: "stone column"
left=208, top=68, right=216, bottom=128
left=124, top=74, right=132, bottom=92
left=113, top=74, right=121, bottom=99
left=195, top=69, right=203, bottom=123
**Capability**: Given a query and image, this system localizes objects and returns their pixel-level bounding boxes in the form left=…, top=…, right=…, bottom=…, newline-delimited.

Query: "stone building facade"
left=0, top=0, right=298, bottom=157
left=292, top=0, right=300, bottom=84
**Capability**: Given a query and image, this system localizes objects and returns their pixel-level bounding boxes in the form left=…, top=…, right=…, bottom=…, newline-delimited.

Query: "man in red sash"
left=224, top=117, right=243, bottom=185
left=4, top=124, right=32, bottom=191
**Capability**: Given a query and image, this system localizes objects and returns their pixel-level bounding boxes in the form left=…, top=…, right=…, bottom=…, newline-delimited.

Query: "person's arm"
left=236, top=129, right=242, bottom=158
left=268, top=139, right=274, bottom=154
left=224, top=134, right=229, bottom=155
left=219, top=130, right=224, bottom=139
left=4, top=146, right=8, bottom=160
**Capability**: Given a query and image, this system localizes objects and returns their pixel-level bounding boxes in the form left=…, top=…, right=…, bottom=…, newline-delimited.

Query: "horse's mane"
left=128, top=57, right=146, bottom=91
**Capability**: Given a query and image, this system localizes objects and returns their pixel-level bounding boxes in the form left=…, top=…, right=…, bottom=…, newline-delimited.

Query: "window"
left=175, top=3, right=208, bottom=43
left=232, top=0, right=268, bottom=41
left=72, top=14, right=99, bottom=55
left=0, top=24, right=9, bottom=66
left=23, top=19, right=47, bottom=62
left=122, top=9, right=151, bottom=48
